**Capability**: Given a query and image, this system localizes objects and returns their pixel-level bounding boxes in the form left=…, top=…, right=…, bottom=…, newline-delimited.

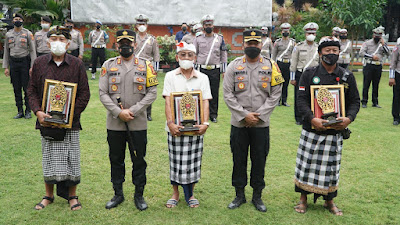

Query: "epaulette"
left=297, top=41, right=305, bottom=45
left=275, top=38, right=282, bottom=42
left=104, top=56, right=118, bottom=65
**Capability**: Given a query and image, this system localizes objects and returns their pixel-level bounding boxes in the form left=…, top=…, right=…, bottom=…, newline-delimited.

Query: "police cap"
left=13, top=13, right=24, bottom=20
left=135, top=14, right=149, bottom=24
left=201, top=15, right=214, bottom=25
left=116, top=29, right=136, bottom=42
left=41, top=16, right=52, bottom=23
left=243, top=29, right=262, bottom=43
left=303, top=22, right=319, bottom=33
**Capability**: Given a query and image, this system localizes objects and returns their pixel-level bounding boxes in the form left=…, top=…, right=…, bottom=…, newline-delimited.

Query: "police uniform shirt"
left=181, top=33, right=196, bottom=44
left=223, top=56, right=284, bottom=128
left=2, top=28, right=37, bottom=68
left=193, top=34, right=228, bottom=66
left=68, top=29, right=84, bottom=56
left=290, top=41, right=319, bottom=79
left=271, top=38, right=295, bottom=62
left=390, top=44, right=400, bottom=78
left=359, top=39, right=390, bottom=63
left=261, top=37, right=273, bottom=57
left=134, top=33, right=160, bottom=62
left=34, top=29, right=51, bottom=54
left=89, top=29, right=107, bottom=47
left=99, top=56, right=158, bottom=131
left=337, top=39, right=352, bottom=64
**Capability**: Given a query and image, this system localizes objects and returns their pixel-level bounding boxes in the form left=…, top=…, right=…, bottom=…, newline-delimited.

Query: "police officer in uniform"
left=134, top=14, right=160, bottom=121
left=34, top=16, right=51, bottom=57
left=332, top=27, right=341, bottom=38
left=337, top=28, right=352, bottom=69
left=224, top=29, right=284, bottom=212
left=359, top=26, right=390, bottom=108
left=290, top=22, right=319, bottom=125
left=389, top=38, right=400, bottom=125
left=260, top=27, right=273, bottom=58
left=272, top=23, right=295, bottom=106
left=99, top=29, right=158, bottom=210
left=3, top=13, right=37, bottom=119
left=89, top=20, right=109, bottom=80
left=194, top=14, right=228, bottom=123
left=65, top=19, right=84, bottom=59
left=181, top=23, right=198, bottom=44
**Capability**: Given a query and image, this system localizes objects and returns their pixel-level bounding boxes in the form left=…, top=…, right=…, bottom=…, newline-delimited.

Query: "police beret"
left=243, top=29, right=262, bottom=42
left=13, top=13, right=24, bottom=20
left=47, top=26, right=71, bottom=39
left=96, top=20, right=102, bottom=25
left=41, top=16, right=52, bottom=23
left=116, top=29, right=136, bottom=42
left=318, top=36, right=340, bottom=52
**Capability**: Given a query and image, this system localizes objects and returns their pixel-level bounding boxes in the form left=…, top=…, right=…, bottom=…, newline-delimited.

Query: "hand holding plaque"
left=179, top=92, right=199, bottom=132
left=316, top=87, right=342, bottom=126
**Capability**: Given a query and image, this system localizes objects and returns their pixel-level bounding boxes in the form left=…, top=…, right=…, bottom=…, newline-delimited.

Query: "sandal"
left=324, top=203, right=343, bottom=216
left=294, top=201, right=308, bottom=214
left=165, top=199, right=178, bottom=208
left=188, top=198, right=199, bottom=208
left=34, top=196, right=54, bottom=210
left=68, top=196, right=82, bottom=211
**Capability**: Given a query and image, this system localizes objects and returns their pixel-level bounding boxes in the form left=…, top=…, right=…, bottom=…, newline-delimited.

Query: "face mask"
left=374, top=37, right=381, bottom=43
left=196, top=31, right=202, bottom=37
left=96, top=25, right=101, bottom=29
left=339, top=35, right=347, bottom=39
left=14, top=21, right=23, bottom=27
left=244, top=47, right=261, bottom=59
left=321, top=53, right=339, bottom=65
left=262, top=33, right=267, bottom=37
left=205, top=27, right=213, bottom=34
left=118, top=44, right=134, bottom=58
left=138, top=25, right=147, bottom=32
left=282, top=33, right=289, bottom=37
left=182, top=27, right=187, bottom=32
left=66, top=26, right=73, bottom=30
left=50, top=41, right=67, bottom=56
left=306, top=34, right=316, bottom=42
left=41, top=23, right=50, bottom=29
left=179, top=59, right=194, bottom=70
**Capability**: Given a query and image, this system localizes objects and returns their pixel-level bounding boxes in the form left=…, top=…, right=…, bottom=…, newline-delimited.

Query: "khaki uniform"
left=89, top=29, right=107, bottom=47
left=390, top=44, right=400, bottom=122
left=271, top=38, right=295, bottom=62
left=3, top=28, right=36, bottom=68
left=261, top=37, right=273, bottom=58
left=181, top=33, right=196, bottom=44
left=99, top=56, right=158, bottom=131
left=289, top=41, right=319, bottom=74
left=34, top=30, right=50, bottom=54
left=337, top=39, right=352, bottom=65
left=223, top=56, right=284, bottom=127
left=67, top=29, right=84, bottom=56
left=359, top=39, right=389, bottom=64
left=134, top=33, right=160, bottom=62
left=193, top=33, right=228, bottom=67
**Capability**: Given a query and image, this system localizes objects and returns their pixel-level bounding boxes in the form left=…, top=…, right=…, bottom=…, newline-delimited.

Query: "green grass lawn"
left=0, top=66, right=399, bottom=224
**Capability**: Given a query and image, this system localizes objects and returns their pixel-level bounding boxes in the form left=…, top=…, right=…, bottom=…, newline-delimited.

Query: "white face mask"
left=179, top=59, right=194, bottom=70
left=41, top=23, right=50, bottom=29
left=138, top=25, right=147, bottom=33
left=306, top=34, right=316, bottom=42
left=50, top=41, right=67, bottom=56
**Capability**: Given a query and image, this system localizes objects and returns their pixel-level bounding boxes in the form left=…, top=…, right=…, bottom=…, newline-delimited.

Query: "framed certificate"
left=310, top=85, right=345, bottom=127
left=170, top=91, right=204, bottom=134
left=41, top=79, right=78, bottom=128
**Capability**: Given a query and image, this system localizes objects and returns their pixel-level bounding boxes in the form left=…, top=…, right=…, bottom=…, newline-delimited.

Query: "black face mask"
left=282, top=32, right=289, bottom=37
left=205, top=27, right=213, bottom=34
left=374, top=37, right=381, bottom=43
left=244, top=47, right=261, bottom=59
left=262, top=33, right=267, bottom=37
left=14, top=21, right=23, bottom=27
left=322, top=53, right=339, bottom=65
left=67, top=26, right=73, bottom=30
left=119, top=44, right=134, bottom=58
left=96, top=25, right=101, bottom=29
left=182, top=27, right=187, bottom=32
left=339, top=35, right=347, bottom=39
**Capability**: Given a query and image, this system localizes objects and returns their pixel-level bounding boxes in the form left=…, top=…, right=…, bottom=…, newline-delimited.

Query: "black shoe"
left=105, top=195, right=124, bottom=209
left=282, top=102, right=290, bottom=107
left=147, top=115, right=152, bottom=121
left=228, top=196, right=246, bottom=209
left=13, top=112, right=24, bottom=119
left=134, top=196, right=148, bottom=211
left=393, top=121, right=399, bottom=126
left=211, top=118, right=217, bottom=123
left=252, top=198, right=267, bottom=212
left=25, top=111, right=32, bottom=119
left=372, top=104, right=382, bottom=108
left=295, top=121, right=302, bottom=125
left=362, top=104, right=367, bottom=108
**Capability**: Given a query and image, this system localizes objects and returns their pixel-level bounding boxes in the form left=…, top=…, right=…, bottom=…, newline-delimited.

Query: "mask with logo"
left=14, top=21, right=23, bottom=27
left=118, top=44, right=134, bottom=58
left=205, top=27, right=213, bottom=34
left=306, top=34, right=316, bottom=42
left=179, top=59, right=194, bottom=70
left=138, top=25, right=147, bottom=33
left=321, top=53, right=339, bottom=65
left=50, top=41, right=67, bottom=56
left=244, top=47, right=261, bottom=59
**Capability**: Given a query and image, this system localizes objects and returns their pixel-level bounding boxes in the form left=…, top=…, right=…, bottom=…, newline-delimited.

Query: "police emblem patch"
left=135, top=58, right=139, bottom=64
left=261, top=77, right=269, bottom=81
left=237, top=76, right=244, bottom=81
left=236, top=65, right=245, bottom=70
left=111, top=78, right=116, bottom=83
left=117, top=58, right=121, bottom=64
left=111, top=84, right=118, bottom=92
left=238, top=82, right=245, bottom=89
left=110, top=67, right=118, bottom=72
left=262, top=66, right=270, bottom=70
left=101, top=67, right=107, bottom=77
left=136, top=77, right=144, bottom=82
left=262, top=82, right=268, bottom=88
left=313, top=76, right=320, bottom=84
left=137, top=85, right=143, bottom=91
left=137, top=67, right=146, bottom=72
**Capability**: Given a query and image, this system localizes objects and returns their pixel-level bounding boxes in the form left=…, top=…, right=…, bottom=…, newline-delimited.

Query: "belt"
left=366, top=59, right=381, bottom=65
left=277, top=59, right=290, bottom=63
left=200, top=64, right=220, bottom=70
left=92, top=45, right=105, bottom=49
left=10, top=56, right=28, bottom=62
left=297, top=69, right=303, bottom=73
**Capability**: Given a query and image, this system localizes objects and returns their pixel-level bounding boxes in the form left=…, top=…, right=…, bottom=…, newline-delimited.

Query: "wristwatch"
left=203, top=122, right=210, bottom=127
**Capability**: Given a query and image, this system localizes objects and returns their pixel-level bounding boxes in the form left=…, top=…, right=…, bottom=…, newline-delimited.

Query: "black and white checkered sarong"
left=168, top=133, right=204, bottom=184
left=41, top=130, right=80, bottom=184
left=294, top=129, right=343, bottom=195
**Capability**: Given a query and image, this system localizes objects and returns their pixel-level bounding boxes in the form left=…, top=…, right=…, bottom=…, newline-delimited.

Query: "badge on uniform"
left=236, top=65, right=245, bottom=70
left=261, top=77, right=269, bottom=81
left=111, top=84, right=118, bottom=92
left=262, top=82, right=268, bottom=88
left=101, top=67, right=107, bottom=77
left=136, top=77, right=144, bottom=82
left=238, top=82, right=245, bottom=89
left=262, top=66, right=270, bottom=70
left=313, top=76, right=320, bottom=84
left=110, top=67, right=118, bottom=72
left=271, top=62, right=284, bottom=86
left=111, top=77, right=117, bottom=83
left=237, top=76, right=244, bottom=81
left=137, top=85, right=143, bottom=91
left=146, top=61, right=159, bottom=87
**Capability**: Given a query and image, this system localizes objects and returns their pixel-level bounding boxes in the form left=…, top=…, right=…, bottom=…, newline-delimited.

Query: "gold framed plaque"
left=170, top=91, right=204, bottom=135
left=310, top=85, right=345, bottom=127
left=41, top=79, right=78, bottom=128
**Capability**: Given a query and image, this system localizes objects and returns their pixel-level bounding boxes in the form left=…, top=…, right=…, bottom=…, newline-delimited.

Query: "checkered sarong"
left=41, top=130, right=81, bottom=183
left=168, top=133, right=204, bottom=184
left=294, top=129, right=343, bottom=195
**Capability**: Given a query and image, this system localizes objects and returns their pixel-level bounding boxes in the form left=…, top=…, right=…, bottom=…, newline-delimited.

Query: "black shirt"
left=297, top=64, right=360, bottom=135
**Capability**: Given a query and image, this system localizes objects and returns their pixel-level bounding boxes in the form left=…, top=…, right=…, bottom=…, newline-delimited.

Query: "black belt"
left=10, top=56, right=29, bottom=62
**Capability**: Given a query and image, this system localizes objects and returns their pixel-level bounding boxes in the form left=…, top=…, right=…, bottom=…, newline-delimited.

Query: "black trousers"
left=294, top=70, right=303, bottom=122
left=146, top=105, right=152, bottom=117
left=277, top=61, right=290, bottom=104
left=393, top=72, right=400, bottom=122
left=91, top=47, right=105, bottom=74
left=362, top=64, right=382, bottom=105
left=107, top=130, right=147, bottom=187
left=67, top=49, right=80, bottom=57
left=200, top=68, right=220, bottom=119
left=230, top=126, right=270, bottom=189
left=338, top=63, right=349, bottom=69
left=9, top=56, right=30, bottom=112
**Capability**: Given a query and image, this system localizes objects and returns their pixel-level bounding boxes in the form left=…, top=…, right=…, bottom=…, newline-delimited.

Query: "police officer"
left=65, top=18, right=84, bottom=59
left=337, top=28, right=352, bottom=69
left=3, top=13, right=37, bottom=119
left=359, top=26, right=390, bottom=108
left=194, top=14, right=228, bottom=123
left=34, top=16, right=51, bottom=57
left=332, top=27, right=341, bottom=38
left=389, top=38, right=400, bottom=125
left=290, top=22, right=319, bottom=125
left=181, top=23, right=198, bottom=44
left=89, top=20, right=109, bottom=80
left=99, top=29, right=158, bottom=210
left=223, top=29, right=284, bottom=212
left=272, top=23, right=295, bottom=106
left=134, top=14, right=160, bottom=121
left=260, top=27, right=273, bottom=58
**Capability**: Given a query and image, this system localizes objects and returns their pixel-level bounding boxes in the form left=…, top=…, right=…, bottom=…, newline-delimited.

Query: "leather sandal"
left=68, top=196, right=82, bottom=210
left=294, top=201, right=308, bottom=214
left=34, top=196, right=54, bottom=210
left=324, top=203, right=343, bottom=216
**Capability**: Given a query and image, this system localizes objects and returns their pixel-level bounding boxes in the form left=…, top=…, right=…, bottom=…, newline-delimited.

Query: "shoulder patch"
left=117, top=58, right=121, bottom=65
left=101, top=67, right=107, bottom=77
left=146, top=61, right=159, bottom=87
left=271, top=61, right=284, bottom=86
